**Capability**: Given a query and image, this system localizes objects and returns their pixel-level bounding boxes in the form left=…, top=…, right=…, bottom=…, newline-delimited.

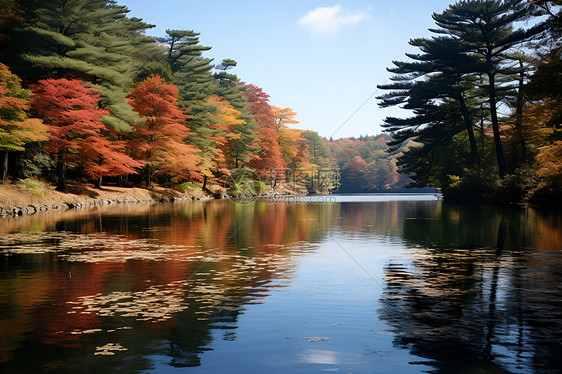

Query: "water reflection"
left=380, top=204, right=562, bottom=374
left=0, top=200, right=335, bottom=372
left=0, top=199, right=561, bottom=373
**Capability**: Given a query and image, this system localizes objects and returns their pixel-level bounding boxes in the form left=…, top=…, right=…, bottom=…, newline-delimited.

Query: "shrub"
left=17, top=178, right=51, bottom=197
left=178, top=182, right=202, bottom=194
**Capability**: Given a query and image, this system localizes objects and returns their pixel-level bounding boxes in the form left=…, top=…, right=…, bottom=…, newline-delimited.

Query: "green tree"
left=431, top=0, right=539, bottom=177
left=10, top=0, right=159, bottom=132
left=379, top=0, right=542, bottom=203
left=378, top=36, right=483, bottom=164
left=158, top=29, right=218, bottom=186
left=302, top=131, right=331, bottom=168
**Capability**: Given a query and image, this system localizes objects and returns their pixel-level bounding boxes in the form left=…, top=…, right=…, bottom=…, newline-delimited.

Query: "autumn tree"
left=272, top=106, right=299, bottom=132
left=525, top=1, right=562, bottom=204
left=206, top=94, right=245, bottom=176
left=278, top=128, right=309, bottom=169
left=0, top=0, right=26, bottom=46
left=366, top=159, right=399, bottom=191
left=326, top=136, right=403, bottom=192
left=344, top=156, right=368, bottom=188
left=32, top=78, right=141, bottom=191
left=213, top=59, right=259, bottom=167
left=128, top=75, right=201, bottom=187
left=0, top=63, right=47, bottom=182
left=243, top=84, right=286, bottom=178
left=270, top=106, right=308, bottom=169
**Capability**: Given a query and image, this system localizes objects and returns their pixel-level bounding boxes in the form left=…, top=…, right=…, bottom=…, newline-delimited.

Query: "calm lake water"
left=1, top=195, right=561, bottom=373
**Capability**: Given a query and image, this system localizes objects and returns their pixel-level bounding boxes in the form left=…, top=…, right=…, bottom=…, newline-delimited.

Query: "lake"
left=1, top=195, right=561, bottom=373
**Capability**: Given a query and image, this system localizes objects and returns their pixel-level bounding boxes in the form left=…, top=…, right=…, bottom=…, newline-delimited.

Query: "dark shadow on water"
left=379, top=203, right=562, bottom=374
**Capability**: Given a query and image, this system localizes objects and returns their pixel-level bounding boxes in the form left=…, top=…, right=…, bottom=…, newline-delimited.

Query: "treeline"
left=0, top=0, right=316, bottom=193
left=378, top=0, right=561, bottom=205
left=325, top=135, right=412, bottom=192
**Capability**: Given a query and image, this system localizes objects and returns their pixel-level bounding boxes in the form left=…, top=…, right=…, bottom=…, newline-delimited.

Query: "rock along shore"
left=0, top=183, right=212, bottom=219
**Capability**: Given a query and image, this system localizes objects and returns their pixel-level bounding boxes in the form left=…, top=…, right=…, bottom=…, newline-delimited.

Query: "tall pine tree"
left=431, top=0, right=539, bottom=177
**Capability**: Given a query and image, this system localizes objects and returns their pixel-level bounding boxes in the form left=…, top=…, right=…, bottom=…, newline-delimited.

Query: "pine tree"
left=378, top=36, right=482, bottom=163
left=302, top=131, right=331, bottom=168
left=379, top=0, right=540, bottom=196
left=157, top=29, right=218, bottom=186
left=11, top=0, right=159, bottom=132
left=431, top=0, right=539, bottom=177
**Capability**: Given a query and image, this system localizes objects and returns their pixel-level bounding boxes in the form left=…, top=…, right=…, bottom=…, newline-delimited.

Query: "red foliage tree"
left=344, top=155, right=368, bottom=187
left=128, top=75, right=202, bottom=187
left=31, top=78, right=141, bottom=190
left=243, top=84, right=286, bottom=178
left=243, top=83, right=276, bottom=129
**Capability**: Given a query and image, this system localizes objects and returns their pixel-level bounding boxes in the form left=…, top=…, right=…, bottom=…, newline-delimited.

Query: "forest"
left=0, top=0, right=560, bottom=204
left=378, top=0, right=561, bottom=204
left=0, top=0, right=333, bottom=195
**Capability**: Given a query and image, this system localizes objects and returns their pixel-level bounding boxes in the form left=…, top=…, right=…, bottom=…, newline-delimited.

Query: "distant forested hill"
left=325, top=135, right=414, bottom=193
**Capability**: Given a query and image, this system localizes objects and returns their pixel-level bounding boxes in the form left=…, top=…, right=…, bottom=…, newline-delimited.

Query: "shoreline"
left=0, top=181, right=459, bottom=220
left=0, top=179, right=313, bottom=219
left=0, top=182, right=213, bottom=219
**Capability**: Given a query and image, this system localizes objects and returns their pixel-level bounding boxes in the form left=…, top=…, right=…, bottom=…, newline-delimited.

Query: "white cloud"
left=297, top=5, right=370, bottom=36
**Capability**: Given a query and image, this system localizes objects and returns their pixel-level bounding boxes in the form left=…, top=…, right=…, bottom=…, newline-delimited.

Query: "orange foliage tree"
left=206, top=94, right=244, bottom=177
left=0, top=63, right=47, bottom=182
left=526, top=101, right=562, bottom=201
left=271, top=106, right=309, bottom=169
left=278, top=128, right=310, bottom=169
left=32, top=78, right=140, bottom=190
left=128, top=75, right=202, bottom=187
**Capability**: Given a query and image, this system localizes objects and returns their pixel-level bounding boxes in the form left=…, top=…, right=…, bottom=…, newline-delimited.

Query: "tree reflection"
left=2, top=200, right=561, bottom=373
left=380, top=204, right=562, bottom=373
left=0, top=200, right=338, bottom=372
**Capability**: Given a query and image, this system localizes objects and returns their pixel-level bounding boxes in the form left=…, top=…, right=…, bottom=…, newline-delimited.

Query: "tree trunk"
left=146, top=163, right=152, bottom=188
left=514, top=62, right=526, bottom=169
left=458, top=95, right=480, bottom=164
left=56, top=149, right=67, bottom=191
left=202, top=174, right=207, bottom=191
left=1, top=151, right=8, bottom=183
left=117, top=175, right=123, bottom=187
left=56, top=161, right=67, bottom=191
left=95, top=176, right=102, bottom=189
left=488, top=72, right=508, bottom=178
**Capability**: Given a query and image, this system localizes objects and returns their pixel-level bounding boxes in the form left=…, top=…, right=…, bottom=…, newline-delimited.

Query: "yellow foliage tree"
left=0, top=63, right=48, bottom=182
left=272, top=106, right=299, bottom=131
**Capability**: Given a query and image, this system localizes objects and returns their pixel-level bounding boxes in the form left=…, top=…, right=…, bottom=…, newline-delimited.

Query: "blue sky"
left=119, top=0, right=455, bottom=139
